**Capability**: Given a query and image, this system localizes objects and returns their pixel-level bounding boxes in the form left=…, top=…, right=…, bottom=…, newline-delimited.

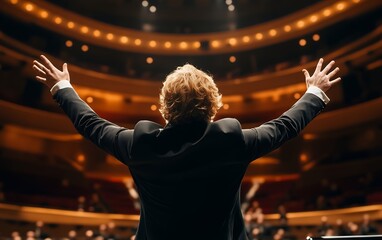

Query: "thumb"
left=302, top=69, right=310, bottom=79
left=63, top=63, right=68, bottom=73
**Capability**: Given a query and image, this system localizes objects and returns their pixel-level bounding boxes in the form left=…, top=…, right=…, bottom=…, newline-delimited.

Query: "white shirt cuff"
left=306, top=86, right=330, bottom=104
left=50, top=80, right=72, bottom=95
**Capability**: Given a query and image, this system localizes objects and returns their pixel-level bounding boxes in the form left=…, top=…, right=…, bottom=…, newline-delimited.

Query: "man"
left=33, top=56, right=340, bottom=240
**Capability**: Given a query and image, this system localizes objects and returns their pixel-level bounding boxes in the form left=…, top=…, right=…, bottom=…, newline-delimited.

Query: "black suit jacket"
left=54, top=87, right=325, bottom=240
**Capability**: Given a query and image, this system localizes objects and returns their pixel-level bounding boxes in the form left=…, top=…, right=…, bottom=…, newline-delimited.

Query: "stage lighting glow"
left=10, top=0, right=18, bottom=4
left=223, top=104, right=230, bottom=110
left=229, top=56, right=236, bottom=63
left=134, top=39, right=142, bottom=46
left=294, top=92, right=301, bottom=99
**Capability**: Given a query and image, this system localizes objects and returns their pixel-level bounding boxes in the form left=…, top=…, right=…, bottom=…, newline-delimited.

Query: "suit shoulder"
left=211, top=118, right=242, bottom=134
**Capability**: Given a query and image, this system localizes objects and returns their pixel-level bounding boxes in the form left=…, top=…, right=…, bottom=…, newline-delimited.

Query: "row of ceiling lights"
left=64, top=34, right=320, bottom=63
left=8, top=0, right=361, bottom=52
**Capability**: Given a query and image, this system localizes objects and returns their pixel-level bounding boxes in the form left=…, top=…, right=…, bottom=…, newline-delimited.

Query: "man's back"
left=126, top=119, right=248, bottom=239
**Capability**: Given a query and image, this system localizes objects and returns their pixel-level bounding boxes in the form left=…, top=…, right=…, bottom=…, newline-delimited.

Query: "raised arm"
left=243, top=58, right=340, bottom=161
left=32, top=55, right=132, bottom=162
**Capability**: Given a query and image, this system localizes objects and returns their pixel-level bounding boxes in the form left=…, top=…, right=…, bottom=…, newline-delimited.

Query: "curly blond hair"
left=159, top=64, right=222, bottom=125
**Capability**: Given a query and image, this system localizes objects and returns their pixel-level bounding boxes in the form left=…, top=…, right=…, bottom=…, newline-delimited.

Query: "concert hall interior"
left=0, top=0, right=381, bottom=239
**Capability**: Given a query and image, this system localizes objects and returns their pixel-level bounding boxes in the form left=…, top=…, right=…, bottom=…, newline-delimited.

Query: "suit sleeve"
left=53, top=87, right=132, bottom=164
left=243, top=92, right=325, bottom=162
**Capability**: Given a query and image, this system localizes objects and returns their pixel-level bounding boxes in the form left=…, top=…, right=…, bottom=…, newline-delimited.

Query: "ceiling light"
left=67, top=21, right=75, bottom=29
left=54, top=17, right=62, bottom=24
left=310, top=15, right=318, bottom=22
left=120, top=36, right=129, bottom=44
left=149, top=40, right=157, bottom=47
left=312, top=34, right=320, bottom=41
left=228, top=38, right=237, bottom=46
left=179, top=42, right=188, bottom=49
left=336, top=2, right=346, bottom=11
left=146, top=57, right=153, bottom=64
left=149, top=6, right=156, bottom=13
left=81, top=26, right=89, bottom=34
left=142, top=0, right=149, bottom=7
left=65, top=40, right=73, bottom=47
left=81, top=45, right=89, bottom=52
left=228, top=5, right=235, bottom=11
left=164, top=41, right=172, bottom=48
left=93, top=30, right=101, bottom=37
left=255, top=33, right=263, bottom=40
left=242, top=36, right=250, bottom=43
left=134, top=39, right=142, bottom=46
left=211, top=40, right=220, bottom=48
left=269, top=29, right=277, bottom=37
left=40, top=10, right=48, bottom=18
left=297, top=20, right=305, bottom=28
left=25, top=3, right=34, bottom=12
left=283, top=25, right=292, bottom=32
left=106, top=33, right=114, bottom=40
left=323, top=9, right=332, bottom=17
left=229, top=56, right=236, bottom=63
left=299, top=39, right=307, bottom=46
left=193, top=41, right=201, bottom=48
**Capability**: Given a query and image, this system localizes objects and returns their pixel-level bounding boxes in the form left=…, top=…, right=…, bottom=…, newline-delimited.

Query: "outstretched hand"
left=33, top=55, right=70, bottom=89
left=302, top=58, right=341, bottom=92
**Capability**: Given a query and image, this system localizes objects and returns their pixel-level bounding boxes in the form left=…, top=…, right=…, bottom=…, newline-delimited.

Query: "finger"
left=35, top=76, right=46, bottom=82
left=302, top=69, right=310, bottom=79
left=33, top=65, right=46, bottom=75
left=313, top=58, right=323, bottom=75
left=327, top=67, right=339, bottom=78
left=322, top=60, right=335, bottom=74
left=63, top=63, right=68, bottom=73
left=40, top=55, right=57, bottom=71
left=329, top=77, right=341, bottom=86
left=34, top=60, right=50, bottom=73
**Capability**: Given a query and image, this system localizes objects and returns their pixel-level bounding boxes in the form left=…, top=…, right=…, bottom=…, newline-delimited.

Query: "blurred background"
left=0, top=0, right=381, bottom=239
